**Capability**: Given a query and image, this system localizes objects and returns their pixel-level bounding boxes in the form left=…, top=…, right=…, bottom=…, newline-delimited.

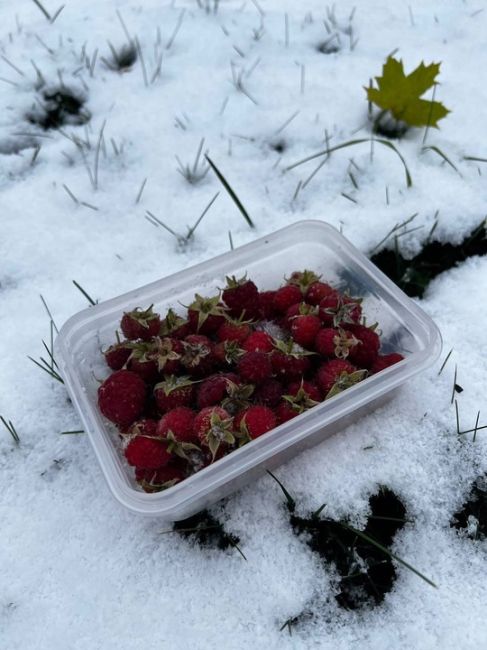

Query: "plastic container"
left=55, top=221, right=442, bottom=519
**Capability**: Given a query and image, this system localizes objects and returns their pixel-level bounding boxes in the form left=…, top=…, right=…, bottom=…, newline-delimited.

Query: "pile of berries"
left=97, top=270, right=404, bottom=493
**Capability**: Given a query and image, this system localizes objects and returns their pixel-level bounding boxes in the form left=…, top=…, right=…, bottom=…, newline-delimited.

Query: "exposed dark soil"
left=451, top=477, right=487, bottom=540
left=27, top=86, right=90, bottom=130
left=370, top=221, right=487, bottom=298
left=173, top=509, right=241, bottom=552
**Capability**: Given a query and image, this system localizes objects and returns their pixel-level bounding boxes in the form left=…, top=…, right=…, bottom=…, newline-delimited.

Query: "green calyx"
left=273, top=338, right=316, bottom=358
left=189, top=293, right=227, bottom=331
left=285, top=269, right=322, bottom=293
left=325, top=369, right=368, bottom=400
left=205, top=412, right=235, bottom=460
left=283, top=383, right=320, bottom=414
left=221, top=381, right=255, bottom=414
left=181, top=340, right=211, bottom=367
left=149, top=337, right=181, bottom=371
left=163, top=430, right=201, bottom=461
left=125, top=304, right=158, bottom=328
left=333, top=328, right=360, bottom=359
left=160, top=308, right=188, bottom=336
left=154, top=375, right=196, bottom=396
left=224, top=274, right=248, bottom=289
left=220, top=340, right=245, bottom=364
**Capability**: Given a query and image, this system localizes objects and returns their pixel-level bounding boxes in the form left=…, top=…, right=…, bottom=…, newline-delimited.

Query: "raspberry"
left=196, top=373, right=240, bottom=409
left=222, top=275, right=260, bottom=320
left=121, top=306, right=161, bottom=341
left=126, top=418, right=158, bottom=438
left=286, top=380, right=322, bottom=402
left=181, top=334, right=215, bottom=377
left=237, top=351, right=272, bottom=384
left=273, top=285, right=303, bottom=314
left=127, top=343, right=159, bottom=383
left=159, top=308, right=191, bottom=339
left=98, top=370, right=146, bottom=429
left=135, top=463, right=186, bottom=492
left=306, top=281, right=334, bottom=305
left=275, top=401, right=298, bottom=424
left=193, top=406, right=235, bottom=459
left=213, top=340, right=245, bottom=367
left=243, top=331, right=274, bottom=353
left=187, top=294, right=227, bottom=334
left=157, top=407, right=196, bottom=443
left=104, top=341, right=132, bottom=370
left=259, top=290, right=277, bottom=319
left=347, top=324, right=380, bottom=368
left=271, top=340, right=312, bottom=381
left=125, top=436, right=171, bottom=469
left=317, top=359, right=365, bottom=397
left=319, top=291, right=362, bottom=327
left=253, top=379, right=284, bottom=407
left=153, top=375, right=196, bottom=412
left=148, top=337, right=183, bottom=375
left=286, top=270, right=322, bottom=294
left=291, top=314, right=322, bottom=348
left=370, top=353, right=404, bottom=374
left=217, top=319, right=251, bottom=344
left=315, top=328, right=357, bottom=359
left=234, top=406, right=276, bottom=439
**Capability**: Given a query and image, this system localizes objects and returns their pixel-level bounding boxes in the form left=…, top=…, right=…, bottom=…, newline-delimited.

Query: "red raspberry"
left=243, top=331, right=274, bottom=353
left=193, top=406, right=235, bottom=459
left=259, top=290, right=277, bottom=319
left=135, top=463, right=186, bottom=492
left=286, top=380, right=321, bottom=402
left=317, top=359, right=363, bottom=396
left=254, top=379, right=284, bottom=407
left=370, top=353, right=404, bottom=374
left=126, top=418, right=158, bottom=438
left=125, top=436, right=171, bottom=469
left=234, top=406, right=276, bottom=439
left=315, top=328, right=357, bottom=359
left=104, top=341, right=132, bottom=370
left=291, top=314, right=322, bottom=348
left=347, top=324, right=380, bottom=368
left=121, top=306, right=161, bottom=341
left=319, top=291, right=362, bottom=327
left=187, top=294, right=227, bottom=334
left=222, top=275, right=260, bottom=320
left=306, top=281, right=334, bottom=305
left=275, top=401, right=298, bottom=424
left=270, top=341, right=312, bottom=381
left=217, top=319, right=251, bottom=344
left=157, top=407, right=196, bottom=443
left=128, top=355, right=159, bottom=383
left=237, top=351, right=273, bottom=384
left=181, top=334, right=215, bottom=377
left=98, top=370, right=146, bottom=429
left=273, top=285, right=303, bottom=314
left=196, top=373, right=240, bottom=409
left=160, top=308, right=191, bottom=339
left=148, top=337, right=183, bottom=375
left=153, top=375, right=196, bottom=412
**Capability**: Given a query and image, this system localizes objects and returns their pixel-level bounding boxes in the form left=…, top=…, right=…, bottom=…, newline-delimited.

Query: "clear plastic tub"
left=55, top=221, right=442, bottom=519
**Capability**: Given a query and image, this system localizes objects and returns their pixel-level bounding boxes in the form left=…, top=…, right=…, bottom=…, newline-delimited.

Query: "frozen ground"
left=1, top=0, right=486, bottom=648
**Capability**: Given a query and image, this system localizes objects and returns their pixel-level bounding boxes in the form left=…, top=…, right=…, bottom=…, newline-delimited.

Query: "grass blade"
left=205, top=155, right=254, bottom=228
left=286, top=137, right=412, bottom=188
left=340, top=522, right=437, bottom=588
left=72, top=280, right=97, bottom=306
left=267, top=470, right=295, bottom=511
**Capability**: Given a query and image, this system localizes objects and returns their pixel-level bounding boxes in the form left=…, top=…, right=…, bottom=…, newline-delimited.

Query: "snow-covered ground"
left=1, top=0, right=487, bottom=648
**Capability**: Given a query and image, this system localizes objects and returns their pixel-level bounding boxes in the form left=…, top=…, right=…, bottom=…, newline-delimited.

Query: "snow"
left=1, top=0, right=487, bottom=648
